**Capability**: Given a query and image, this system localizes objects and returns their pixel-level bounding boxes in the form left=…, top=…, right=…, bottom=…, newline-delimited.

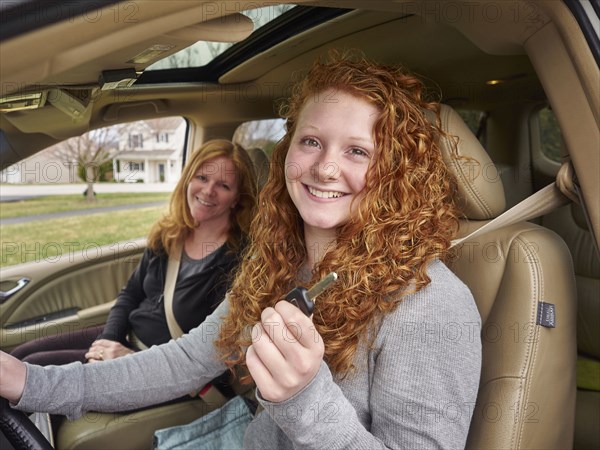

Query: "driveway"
left=0, top=182, right=177, bottom=202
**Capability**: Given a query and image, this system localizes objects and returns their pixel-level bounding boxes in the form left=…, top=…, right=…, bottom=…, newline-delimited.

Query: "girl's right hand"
left=246, top=300, right=325, bottom=403
left=0, top=351, right=26, bottom=404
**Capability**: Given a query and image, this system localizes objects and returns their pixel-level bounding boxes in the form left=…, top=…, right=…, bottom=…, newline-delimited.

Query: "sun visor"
left=164, top=13, right=254, bottom=43
left=127, top=14, right=254, bottom=67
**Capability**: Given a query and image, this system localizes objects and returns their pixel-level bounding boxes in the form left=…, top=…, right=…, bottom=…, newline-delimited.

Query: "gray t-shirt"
left=16, top=260, right=481, bottom=449
left=179, top=247, right=221, bottom=279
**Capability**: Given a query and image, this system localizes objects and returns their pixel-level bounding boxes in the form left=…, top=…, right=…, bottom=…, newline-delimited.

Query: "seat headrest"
left=437, top=105, right=505, bottom=220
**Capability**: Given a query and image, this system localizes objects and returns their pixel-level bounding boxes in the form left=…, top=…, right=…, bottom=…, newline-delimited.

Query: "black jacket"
left=98, top=243, right=241, bottom=347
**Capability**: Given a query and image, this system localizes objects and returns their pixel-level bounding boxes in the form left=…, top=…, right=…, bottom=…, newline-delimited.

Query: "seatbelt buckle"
left=197, top=383, right=228, bottom=408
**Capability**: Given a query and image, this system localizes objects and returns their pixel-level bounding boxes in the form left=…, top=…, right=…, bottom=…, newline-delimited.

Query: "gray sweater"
left=16, top=260, right=481, bottom=449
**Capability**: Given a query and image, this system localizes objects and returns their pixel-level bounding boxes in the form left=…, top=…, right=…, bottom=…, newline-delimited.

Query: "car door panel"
left=0, top=239, right=145, bottom=352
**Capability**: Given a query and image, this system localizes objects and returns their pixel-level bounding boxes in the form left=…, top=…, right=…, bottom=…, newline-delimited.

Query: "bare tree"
left=233, top=119, right=285, bottom=155
left=51, top=124, right=130, bottom=202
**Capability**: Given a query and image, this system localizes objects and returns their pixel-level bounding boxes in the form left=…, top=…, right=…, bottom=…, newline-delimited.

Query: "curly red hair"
left=217, top=52, right=460, bottom=377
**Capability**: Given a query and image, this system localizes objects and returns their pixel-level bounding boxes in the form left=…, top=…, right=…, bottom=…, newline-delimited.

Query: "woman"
left=10, top=139, right=257, bottom=365
left=1, top=53, right=481, bottom=448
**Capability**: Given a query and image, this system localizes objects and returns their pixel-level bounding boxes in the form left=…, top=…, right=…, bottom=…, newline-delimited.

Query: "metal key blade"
left=306, top=272, right=338, bottom=301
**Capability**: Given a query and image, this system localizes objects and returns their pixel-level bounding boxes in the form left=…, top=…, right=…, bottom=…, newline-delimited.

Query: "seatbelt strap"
left=451, top=160, right=577, bottom=248
left=165, top=241, right=228, bottom=407
left=164, top=241, right=184, bottom=338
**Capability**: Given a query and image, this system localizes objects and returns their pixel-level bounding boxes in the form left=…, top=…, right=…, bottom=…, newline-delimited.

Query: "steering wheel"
left=0, top=398, right=53, bottom=450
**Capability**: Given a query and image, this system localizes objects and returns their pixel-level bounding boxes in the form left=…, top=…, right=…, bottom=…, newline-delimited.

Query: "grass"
left=0, top=192, right=171, bottom=219
left=0, top=197, right=169, bottom=267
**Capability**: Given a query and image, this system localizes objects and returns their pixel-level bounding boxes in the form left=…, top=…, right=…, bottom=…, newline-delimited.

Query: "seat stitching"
left=513, top=235, right=543, bottom=450
left=440, top=109, right=493, bottom=218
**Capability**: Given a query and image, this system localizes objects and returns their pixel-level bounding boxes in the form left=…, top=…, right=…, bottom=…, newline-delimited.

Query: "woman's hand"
left=246, top=300, right=324, bottom=403
left=0, top=351, right=27, bottom=404
left=85, top=339, right=134, bottom=363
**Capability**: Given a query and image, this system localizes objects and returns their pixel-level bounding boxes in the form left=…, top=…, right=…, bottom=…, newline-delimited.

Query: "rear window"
left=233, top=118, right=286, bottom=157
left=538, top=106, right=563, bottom=163
left=456, top=109, right=487, bottom=147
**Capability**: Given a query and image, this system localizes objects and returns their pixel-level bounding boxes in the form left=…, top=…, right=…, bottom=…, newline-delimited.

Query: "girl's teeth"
left=308, top=186, right=343, bottom=198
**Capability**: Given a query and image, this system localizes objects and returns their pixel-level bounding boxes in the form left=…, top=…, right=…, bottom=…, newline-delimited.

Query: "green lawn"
left=0, top=197, right=169, bottom=267
left=0, top=192, right=170, bottom=219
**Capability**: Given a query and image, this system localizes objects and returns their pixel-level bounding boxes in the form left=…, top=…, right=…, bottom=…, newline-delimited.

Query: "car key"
left=284, top=272, right=338, bottom=316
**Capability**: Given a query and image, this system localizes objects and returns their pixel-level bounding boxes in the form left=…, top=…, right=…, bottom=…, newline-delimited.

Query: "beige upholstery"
left=439, top=105, right=578, bottom=448
left=56, top=375, right=254, bottom=450
left=542, top=204, right=600, bottom=449
left=438, top=106, right=506, bottom=220
left=56, top=399, right=221, bottom=450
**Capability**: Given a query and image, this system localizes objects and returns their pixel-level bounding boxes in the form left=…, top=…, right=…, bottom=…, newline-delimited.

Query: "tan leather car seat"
left=439, top=105, right=578, bottom=449
left=542, top=203, right=600, bottom=449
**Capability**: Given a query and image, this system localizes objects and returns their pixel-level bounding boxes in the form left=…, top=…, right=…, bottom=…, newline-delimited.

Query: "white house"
left=113, top=117, right=186, bottom=183
left=1, top=117, right=186, bottom=184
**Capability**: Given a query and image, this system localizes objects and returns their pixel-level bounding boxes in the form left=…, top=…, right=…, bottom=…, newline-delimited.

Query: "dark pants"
left=10, top=325, right=105, bottom=365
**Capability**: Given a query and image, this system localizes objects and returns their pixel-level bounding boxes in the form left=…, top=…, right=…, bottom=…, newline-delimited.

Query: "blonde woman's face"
left=187, top=156, right=239, bottom=228
left=285, top=89, right=378, bottom=235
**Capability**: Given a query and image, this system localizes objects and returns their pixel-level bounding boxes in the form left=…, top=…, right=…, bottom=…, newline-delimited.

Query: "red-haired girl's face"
left=285, top=89, right=378, bottom=237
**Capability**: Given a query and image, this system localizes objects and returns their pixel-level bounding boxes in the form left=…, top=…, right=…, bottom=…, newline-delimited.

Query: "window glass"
left=146, top=5, right=295, bottom=71
left=233, top=118, right=286, bottom=157
left=456, top=109, right=487, bottom=146
left=0, top=117, right=186, bottom=268
left=538, top=106, right=563, bottom=162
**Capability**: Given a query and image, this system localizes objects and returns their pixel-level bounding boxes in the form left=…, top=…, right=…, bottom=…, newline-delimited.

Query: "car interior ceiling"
left=1, top=8, right=541, bottom=161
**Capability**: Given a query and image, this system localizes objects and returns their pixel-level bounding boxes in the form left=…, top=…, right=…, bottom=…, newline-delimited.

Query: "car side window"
left=0, top=117, right=186, bottom=268
left=456, top=109, right=488, bottom=147
left=538, top=106, right=563, bottom=163
left=530, top=105, right=564, bottom=177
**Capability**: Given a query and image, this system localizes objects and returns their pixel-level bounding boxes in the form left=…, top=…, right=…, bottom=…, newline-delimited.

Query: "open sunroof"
left=136, top=5, right=351, bottom=84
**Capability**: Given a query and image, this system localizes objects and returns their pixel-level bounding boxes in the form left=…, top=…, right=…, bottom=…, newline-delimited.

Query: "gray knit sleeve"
left=249, top=261, right=482, bottom=449
left=14, top=299, right=231, bottom=420
left=365, top=266, right=481, bottom=448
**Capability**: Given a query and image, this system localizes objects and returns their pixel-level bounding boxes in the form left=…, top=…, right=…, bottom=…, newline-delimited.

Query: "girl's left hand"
left=246, top=300, right=324, bottom=403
